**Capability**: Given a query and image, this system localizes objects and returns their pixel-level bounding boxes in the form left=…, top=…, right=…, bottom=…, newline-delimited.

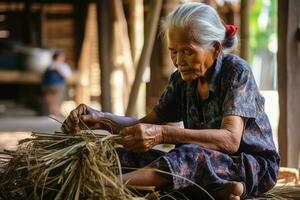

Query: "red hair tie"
left=225, top=25, right=238, bottom=38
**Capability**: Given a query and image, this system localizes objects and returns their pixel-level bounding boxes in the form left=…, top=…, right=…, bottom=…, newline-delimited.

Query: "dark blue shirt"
left=42, top=68, right=65, bottom=86
left=154, top=53, right=279, bottom=158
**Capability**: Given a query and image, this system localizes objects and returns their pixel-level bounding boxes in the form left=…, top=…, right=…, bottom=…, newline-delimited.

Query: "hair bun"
left=225, top=25, right=238, bottom=38
left=223, top=25, right=238, bottom=49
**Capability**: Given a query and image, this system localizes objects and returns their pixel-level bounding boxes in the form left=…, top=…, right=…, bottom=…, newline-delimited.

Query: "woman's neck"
left=197, top=78, right=209, bottom=100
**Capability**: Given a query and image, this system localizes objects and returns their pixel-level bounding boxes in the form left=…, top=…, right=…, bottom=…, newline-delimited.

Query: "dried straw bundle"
left=252, top=185, right=300, bottom=200
left=0, top=131, right=140, bottom=200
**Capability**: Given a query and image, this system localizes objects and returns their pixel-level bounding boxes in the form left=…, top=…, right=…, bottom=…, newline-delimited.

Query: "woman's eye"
left=184, top=50, right=193, bottom=55
left=171, top=50, right=177, bottom=55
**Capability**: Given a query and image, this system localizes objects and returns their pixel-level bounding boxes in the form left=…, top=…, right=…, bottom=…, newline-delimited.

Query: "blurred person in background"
left=41, top=50, right=71, bottom=116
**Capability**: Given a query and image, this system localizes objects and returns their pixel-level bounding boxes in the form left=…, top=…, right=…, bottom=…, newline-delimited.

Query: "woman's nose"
left=176, top=53, right=185, bottom=66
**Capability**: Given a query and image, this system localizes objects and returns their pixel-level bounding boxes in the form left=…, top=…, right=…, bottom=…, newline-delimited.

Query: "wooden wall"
left=42, top=4, right=75, bottom=67
left=278, top=0, right=300, bottom=168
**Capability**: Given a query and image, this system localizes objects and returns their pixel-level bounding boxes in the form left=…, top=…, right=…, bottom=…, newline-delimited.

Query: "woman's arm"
left=100, top=110, right=164, bottom=133
left=62, top=104, right=164, bottom=134
left=121, top=115, right=244, bottom=154
left=162, top=115, right=244, bottom=154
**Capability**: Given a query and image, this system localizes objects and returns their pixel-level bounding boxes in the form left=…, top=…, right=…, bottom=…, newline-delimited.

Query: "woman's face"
left=168, top=27, right=217, bottom=81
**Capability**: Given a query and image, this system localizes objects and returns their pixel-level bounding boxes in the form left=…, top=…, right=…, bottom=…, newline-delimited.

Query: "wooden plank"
left=286, top=0, right=300, bottom=168
left=46, top=38, right=74, bottom=45
left=278, top=0, right=300, bottom=168
left=146, top=0, right=180, bottom=113
left=0, top=70, right=41, bottom=84
left=128, top=0, right=144, bottom=117
left=0, top=70, right=79, bottom=85
left=126, top=0, right=162, bottom=116
left=45, top=20, right=74, bottom=27
left=240, top=0, right=250, bottom=61
left=110, top=0, right=135, bottom=114
left=97, top=0, right=112, bottom=112
left=75, top=4, right=98, bottom=104
left=278, top=0, right=288, bottom=167
left=43, top=3, right=74, bottom=13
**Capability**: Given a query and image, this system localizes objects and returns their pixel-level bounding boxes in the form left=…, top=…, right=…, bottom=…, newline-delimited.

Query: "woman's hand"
left=61, top=104, right=105, bottom=134
left=120, top=123, right=164, bottom=153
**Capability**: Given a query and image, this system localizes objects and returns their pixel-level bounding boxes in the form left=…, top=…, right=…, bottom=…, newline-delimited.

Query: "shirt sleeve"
left=222, top=64, right=263, bottom=118
left=153, top=71, right=182, bottom=123
left=57, top=63, right=72, bottom=78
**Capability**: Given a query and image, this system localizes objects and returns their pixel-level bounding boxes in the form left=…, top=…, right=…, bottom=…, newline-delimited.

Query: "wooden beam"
left=278, top=0, right=288, bottom=167
left=128, top=0, right=144, bottom=117
left=74, top=0, right=88, bottom=67
left=278, top=0, right=300, bottom=168
left=0, top=70, right=78, bottom=84
left=76, top=4, right=98, bottom=104
left=240, top=0, right=250, bottom=61
left=40, top=4, right=46, bottom=47
left=129, top=0, right=144, bottom=64
left=97, top=0, right=112, bottom=112
left=110, top=0, right=135, bottom=114
left=23, top=0, right=32, bottom=45
left=126, top=0, right=162, bottom=116
left=286, top=0, right=300, bottom=168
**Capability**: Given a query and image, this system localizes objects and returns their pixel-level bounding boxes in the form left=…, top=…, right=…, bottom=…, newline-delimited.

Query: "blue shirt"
left=42, top=68, right=65, bottom=86
left=154, top=53, right=279, bottom=159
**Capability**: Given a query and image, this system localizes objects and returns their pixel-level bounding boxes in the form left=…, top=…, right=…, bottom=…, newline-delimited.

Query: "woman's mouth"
left=180, top=70, right=194, bottom=74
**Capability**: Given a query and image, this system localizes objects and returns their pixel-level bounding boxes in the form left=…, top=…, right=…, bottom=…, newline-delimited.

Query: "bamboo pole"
left=129, top=0, right=145, bottom=117
left=126, top=0, right=163, bottom=116
left=240, top=0, right=250, bottom=61
left=76, top=4, right=99, bottom=104
left=111, top=0, right=135, bottom=114
left=129, top=0, right=144, bottom=65
left=97, top=0, right=112, bottom=112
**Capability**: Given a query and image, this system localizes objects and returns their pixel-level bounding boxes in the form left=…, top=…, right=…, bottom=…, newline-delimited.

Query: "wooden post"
left=278, top=0, right=300, bottom=168
left=110, top=0, right=135, bottom=114
left=40, top=5, right=46, bottom=47
left=278, top=0, right=288, bottom=167
left=129, top=0, right=144, bottom=117
left=24, top=0, right=32, bottom=45
left=76, top=4, right=98, bottom=105
left=74, top=0, right=88, bottom=66
left=126, top=0, right=163, bottom=116
left=146, top=0, right=179, bottom=113
left=129, top=0, right=144, bottom=64
left=240, top=0, right=250, bottom=61
left=97, top=0, right=112, bottom=112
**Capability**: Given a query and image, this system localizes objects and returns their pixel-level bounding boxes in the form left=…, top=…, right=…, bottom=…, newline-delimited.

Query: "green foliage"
left=250, top=0, right=277, bottom=59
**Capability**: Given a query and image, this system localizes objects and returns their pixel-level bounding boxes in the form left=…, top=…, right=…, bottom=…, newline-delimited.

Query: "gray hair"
left=162, top=2, right=238, bottom=53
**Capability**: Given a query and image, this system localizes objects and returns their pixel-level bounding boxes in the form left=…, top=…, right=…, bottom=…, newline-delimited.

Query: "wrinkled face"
left=168, top=27, right=217, bottom=81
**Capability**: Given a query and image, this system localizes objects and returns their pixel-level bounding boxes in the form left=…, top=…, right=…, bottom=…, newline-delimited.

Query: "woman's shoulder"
left=221, top=53, right=253, bottom=80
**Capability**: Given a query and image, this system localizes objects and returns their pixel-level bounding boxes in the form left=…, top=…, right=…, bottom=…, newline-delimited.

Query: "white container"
left=18, top=47, right=53, bottom=74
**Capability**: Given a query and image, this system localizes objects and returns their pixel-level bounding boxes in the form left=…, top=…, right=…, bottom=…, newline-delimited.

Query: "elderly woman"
left=62, top=2, right=279, bottom=199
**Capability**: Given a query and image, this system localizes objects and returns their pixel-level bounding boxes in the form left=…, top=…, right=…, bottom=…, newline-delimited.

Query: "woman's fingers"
left=122, top=135, right=137, bottom=149
left=127, top=142, right=150, bottom=153
left=61, top=104, right=90, bottom=134
left=120, top=126, right=138, bottom=148
left=120, top=124, right=152, bottom=152
left=120, top=123, right=163, bottom=152
left=61, top=118, right=80, bottom=134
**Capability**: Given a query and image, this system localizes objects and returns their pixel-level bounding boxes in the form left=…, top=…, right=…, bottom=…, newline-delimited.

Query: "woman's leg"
left=117, top=145, right=277, bottom=199
left=142, top=144, right=276, bottom=199
left=121, top=167, right=170, bottom=187
left=116, top=148, right=166, bottom=173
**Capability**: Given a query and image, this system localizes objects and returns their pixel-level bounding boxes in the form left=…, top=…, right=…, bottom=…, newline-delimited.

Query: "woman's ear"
left=213, top=42, right=222, bottom=59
